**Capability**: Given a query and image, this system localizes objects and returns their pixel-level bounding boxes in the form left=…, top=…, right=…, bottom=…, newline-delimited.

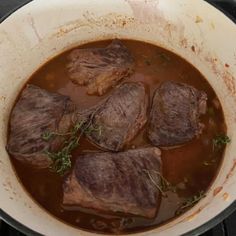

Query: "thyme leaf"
left=175, top=191, right=206, bottom=215
left=213, top=134, right=230, bottom=151
left=41, top=131, right=55, bottom=141
left=45, top=149, right=72, bottom=175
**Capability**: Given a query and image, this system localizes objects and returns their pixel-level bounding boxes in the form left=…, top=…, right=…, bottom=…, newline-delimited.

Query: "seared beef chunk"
left=7, top=85, right=75, bottom=168
left=7, top=82, right=147, bottom=167
left=78, top=82, right=148, bottom=151
left=147, top=81, right=207, bottom=147
left=67, top=39, right=134, bottom=95
left=63, top=147, right=162, bottom=218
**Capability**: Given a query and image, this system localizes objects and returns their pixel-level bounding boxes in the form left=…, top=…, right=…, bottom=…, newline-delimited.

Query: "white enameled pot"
left=0, top=0, right=236, bottom=235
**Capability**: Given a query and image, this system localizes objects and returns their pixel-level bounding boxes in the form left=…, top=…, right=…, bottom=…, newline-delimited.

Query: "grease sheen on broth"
left=10, top=40, right=226, bottom=234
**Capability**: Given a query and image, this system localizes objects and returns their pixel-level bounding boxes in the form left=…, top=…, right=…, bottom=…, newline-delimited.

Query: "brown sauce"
left=10, top=40, right=226, bottom=234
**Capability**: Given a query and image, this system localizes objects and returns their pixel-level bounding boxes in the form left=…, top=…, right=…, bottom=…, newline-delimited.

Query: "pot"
left=0, top=0, right=236, bottom=235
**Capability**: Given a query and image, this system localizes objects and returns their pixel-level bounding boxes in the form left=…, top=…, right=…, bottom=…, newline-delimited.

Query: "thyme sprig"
left=42, top=117, right=101, bottom=175
left=176, top=191, right=206, bottom=215
left=143, top=169, right=176, bottom=197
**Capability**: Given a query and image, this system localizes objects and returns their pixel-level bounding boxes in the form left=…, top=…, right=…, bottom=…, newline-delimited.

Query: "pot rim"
left=0, top=1, right=236, bottom=235
left=1, top=201, right=236, bottom=236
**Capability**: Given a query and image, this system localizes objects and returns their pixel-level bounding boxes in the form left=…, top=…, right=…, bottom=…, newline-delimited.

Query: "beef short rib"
left=147, top=81, right=207, bottom=147
left=63, top=147, right=162, bottom=218
left=67, top=39, right=134, bottom=95
left=7, top=85, right=75, bottom=168
left=78, top=82, right=148, bottom=151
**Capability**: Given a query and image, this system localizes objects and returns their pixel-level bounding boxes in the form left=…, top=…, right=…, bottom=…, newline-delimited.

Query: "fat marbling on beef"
left=7, top=85, right=75, bottom=168
left=147, top=81, right=207, bottom=147
left=67, top=39, right=134, bottom=95
left=77, top=82, right=148, bottom=151
left=63, top=147, right=162, bottom=218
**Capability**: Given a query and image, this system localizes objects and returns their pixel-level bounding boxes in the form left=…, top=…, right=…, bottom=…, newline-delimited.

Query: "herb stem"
left=42, top=112, right=102, bottom=175
left=143, top=169, right=166, bottom=196
left=143, top=169, right=175, bottom=197
left=176, top=191, right=206, bottom=215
